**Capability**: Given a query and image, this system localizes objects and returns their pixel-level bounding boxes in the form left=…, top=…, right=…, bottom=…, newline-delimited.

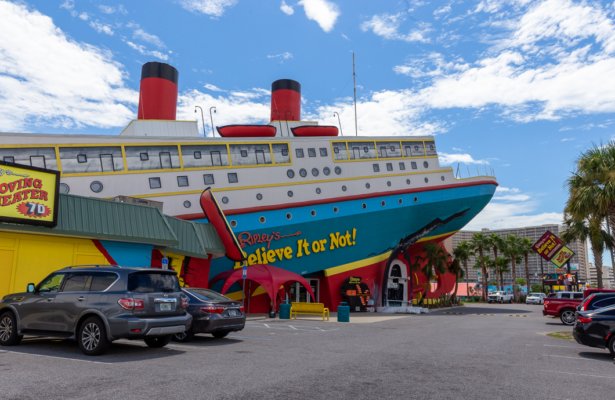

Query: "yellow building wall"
left=0, top=232, right=107, bottom=297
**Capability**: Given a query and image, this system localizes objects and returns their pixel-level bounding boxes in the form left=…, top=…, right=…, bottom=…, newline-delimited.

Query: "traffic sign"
left=242, top=265, right=247, bottom=279
left=161, top=257, right=169, bottom=270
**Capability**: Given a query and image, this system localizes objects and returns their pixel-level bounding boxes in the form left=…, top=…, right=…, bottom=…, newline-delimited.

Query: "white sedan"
left=526, top=292, right=547, bottom=304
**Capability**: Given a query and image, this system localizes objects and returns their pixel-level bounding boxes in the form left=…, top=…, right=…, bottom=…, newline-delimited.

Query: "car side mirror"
left=27, top=283, right=36, bottom=293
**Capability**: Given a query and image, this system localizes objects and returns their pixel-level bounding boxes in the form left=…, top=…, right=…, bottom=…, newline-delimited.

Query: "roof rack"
left=64, top=264, right=121, bottom=269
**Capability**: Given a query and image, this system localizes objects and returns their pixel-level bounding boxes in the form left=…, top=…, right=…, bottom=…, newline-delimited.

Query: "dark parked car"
left=577, top=292, right=615, bottom=312
left=573, top=305, right=615, bottom=355
left=173, top=288, right=245, bottom=342
left=0, top=265, right=191, bottom=355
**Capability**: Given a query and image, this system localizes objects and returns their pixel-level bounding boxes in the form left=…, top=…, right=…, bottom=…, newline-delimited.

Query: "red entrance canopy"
left=210, top=264, right=315, bottom=310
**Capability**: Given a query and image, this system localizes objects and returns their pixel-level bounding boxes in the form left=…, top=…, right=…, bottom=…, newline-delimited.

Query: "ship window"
left=60, top=147, right=123, bottom=174
left=140, top=152, right=149, bottom=161
left=342, top=185, right=347, bottom=192
left=386, top=163, right=393, bottom=171
left=323, top=167, right=331, bottom=176
left=0, top=148, right=58, bottom=171
left=441, top=176, right=445, bottom=181
left=149, top=177, right=161, bottom=189
left=287, top=169, right=295, bottom=178
left=365, top=183, right=371, bottom=189
left=183, top=200, right=191, bottom=208
left=332, top=142, right=348, bottom=160
left=334, top=166, right=342, bottom=175
left=308, top=148, right=316, bottom=158
left=377, top=142, right=401, bottom=158
left=424, top=177, right=429, bottom=183
left=59, top=183, right=70, bottom=194
left=177, top=176, right=189, bottom=187
left=399, top=162, right=405, bottom=170
left=181, top=145, right=229, bottom=168
left=203, top=174, right=215, bottom=185
left=350, top=142, right=376, bottom=160
left=373, top=164, right=380, bottom=172
left=240, top=150, right=248, bottom=158
left=287, top=190, right=293, bottom=197
left=230, top=144, right=272, bottom=166
left=406, top=179, right=411, bottom=185
left=222, top=196, right=229, bottom=204
left=77, top=154, right=87, bottom=163
left=404, top=141, right=425, bottom=157
left=230, top=220, right=237, bottom=227
left=381, top=201, right=386, bottom=207
left=296, top=148, right=304, bottom=158
left=319, top=148, right=328, bottom=157
left=387, top=181, right=392, bottom=187
left=286, top=213, right=292, bottom=220
left=311, top=168, right=319, bottom=177
left=90, top=181, right=103, bottom=193
left=425, top=141, right=437, bottom=156
left=259, top=217, right=266, bottom=224
left=411, top=162, right=417, bottom=170
left=333, top=207, right=339, bottom=213
left=126, top=146, right=180, bottom=171
left=272, top=144, right=290, bottom=164
left=256, top=193, right=263, bottom=200
left=228, top=173, right=238, bottom=183
left=310, top=210, right=316, bottom=216
left=423, top=161, right=429, bottom=168
left=316, top=188, right=321, bottom=194
left=299, top=168, right=307, bottom=177
left=159, top=152, right=173, bottom=169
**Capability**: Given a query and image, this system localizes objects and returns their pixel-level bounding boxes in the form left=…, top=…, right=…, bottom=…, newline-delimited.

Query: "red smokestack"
left=270, top=79, right=301, bottom=121
left=138, top=62, right=178, bottom=120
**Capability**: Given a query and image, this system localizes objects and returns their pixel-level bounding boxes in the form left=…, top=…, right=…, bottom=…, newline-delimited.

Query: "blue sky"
left=1, top=0, right=615, bottom=234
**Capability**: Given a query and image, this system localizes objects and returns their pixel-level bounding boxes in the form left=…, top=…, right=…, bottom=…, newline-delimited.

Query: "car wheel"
left=78, top=316, right=110, bottom=356
left=608, top=336, right=615, bottom=357
left=0, top=311, right=23, bottom=346
left=212, top=331, right=230, bottom=339
left=560, top=310, right=576, bottom=326
left=144, top=335, right=172, bottom=348
left=172, top=330, right=194, bottom=343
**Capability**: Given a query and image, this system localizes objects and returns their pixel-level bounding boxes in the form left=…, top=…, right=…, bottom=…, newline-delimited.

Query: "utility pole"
left=352, top=52, right=358, bottom=136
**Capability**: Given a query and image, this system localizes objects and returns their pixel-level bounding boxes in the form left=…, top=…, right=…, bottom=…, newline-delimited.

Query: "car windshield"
left=186, top=288, right=231, bottom=302
left=529, top=293, right=541, bottom=296
left=127, top=272, right=179, bottom=293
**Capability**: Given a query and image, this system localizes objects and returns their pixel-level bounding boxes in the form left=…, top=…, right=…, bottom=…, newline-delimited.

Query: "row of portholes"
left=287, top=166, right=342, bottom=179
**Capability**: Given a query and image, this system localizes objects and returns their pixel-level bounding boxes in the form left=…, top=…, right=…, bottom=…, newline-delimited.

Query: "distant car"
left=573, top=305, right=615, bottom=355
left=526, top=292, right=547, bottom=305
left=0, top=266, right=191, bottom=355
left=577, top=292, right=615, bottom=312
left=488, top=291, right=513, bottom=303
left=172, top=288, right=245, bottom=342
left=543, top=291, right=584, bottom=325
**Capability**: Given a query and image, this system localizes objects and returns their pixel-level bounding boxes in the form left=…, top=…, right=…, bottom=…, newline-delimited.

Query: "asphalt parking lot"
left=1, top=303, right=614, bottom=400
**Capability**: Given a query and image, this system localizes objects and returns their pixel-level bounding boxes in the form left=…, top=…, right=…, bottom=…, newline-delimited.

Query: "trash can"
left=337, top=302, right=350, bottom=323
left=279, top=303, right=291, bottom=319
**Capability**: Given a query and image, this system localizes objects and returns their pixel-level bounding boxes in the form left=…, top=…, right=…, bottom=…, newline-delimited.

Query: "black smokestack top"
left=138, top=62, right=179, bottom=120
left=141, top=62, right=178, bottom=84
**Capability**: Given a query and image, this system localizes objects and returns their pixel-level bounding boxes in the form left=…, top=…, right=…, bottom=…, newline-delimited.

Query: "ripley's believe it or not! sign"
left=0, top=161, right=60, bottom=227
left=531, top=230, right=575, bottom=268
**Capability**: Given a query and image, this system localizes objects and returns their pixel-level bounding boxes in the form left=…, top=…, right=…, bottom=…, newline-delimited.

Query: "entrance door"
left=386, top=261, right=408, bottom=307
left=289, top=279, right=319, bottom=303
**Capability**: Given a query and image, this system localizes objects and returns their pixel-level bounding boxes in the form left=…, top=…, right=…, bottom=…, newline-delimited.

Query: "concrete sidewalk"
left=246, top=312, right=412, bottom=324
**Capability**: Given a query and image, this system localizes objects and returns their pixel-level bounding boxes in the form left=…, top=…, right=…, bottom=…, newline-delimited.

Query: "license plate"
left=160, top=303, right=173, bottom=311
left=228, top=309, right=238, bottom=317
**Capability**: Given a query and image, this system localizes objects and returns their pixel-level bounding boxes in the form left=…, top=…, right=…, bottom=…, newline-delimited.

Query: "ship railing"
left=454, top=163, right=495, bottom=179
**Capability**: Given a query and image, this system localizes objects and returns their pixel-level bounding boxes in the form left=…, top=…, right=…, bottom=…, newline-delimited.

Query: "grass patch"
left=547, top=331, right=574, bottom=341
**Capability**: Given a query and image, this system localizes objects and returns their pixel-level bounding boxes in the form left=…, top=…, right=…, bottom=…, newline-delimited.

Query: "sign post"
left=242, top=265, right=247, bottom=309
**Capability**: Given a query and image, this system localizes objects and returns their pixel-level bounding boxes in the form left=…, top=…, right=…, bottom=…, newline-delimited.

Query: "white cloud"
left=299, top=0, right=340, bottom=33
left=89, top=21, right=114, bottom=36
left=438, top=152, right=489, bottom=166
left=132, top=27, right=164, bottom=48
left=280, top=1, right=294, bottom=16
left=125, top=41, right=169, bottom=61
left=0, top=1, right=136, bottom=131
left=394, top=52, right=468, bottom=78
left=179, top=0, right=238, bottom=17
left=434, top=4, right=452, bottom=18
left=361, top=12, right=431, bottom=43
left=267, top=52, right=293, bottom=62
left=98, top=5, right=128, bottom=15
left=204, top=83, right=224, bottom=92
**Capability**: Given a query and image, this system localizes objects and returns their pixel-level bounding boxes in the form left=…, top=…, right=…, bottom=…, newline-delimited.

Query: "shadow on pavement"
left=432, top=306, right=531, bottom=315
left=173, top=336, right=243, bottom=347
left=577, top=351, right=613, bottom=363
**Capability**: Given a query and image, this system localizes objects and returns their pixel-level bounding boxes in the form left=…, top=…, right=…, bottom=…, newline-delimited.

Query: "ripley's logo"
left=237, top=231, right=302, bottom=249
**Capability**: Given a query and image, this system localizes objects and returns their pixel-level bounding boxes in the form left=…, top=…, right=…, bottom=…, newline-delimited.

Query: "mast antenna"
left=352, top=52, right=358, bottom=136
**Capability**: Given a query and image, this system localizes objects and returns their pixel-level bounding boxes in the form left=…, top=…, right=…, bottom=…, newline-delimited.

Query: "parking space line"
left=1, top=350, right=109, bottom=365
left=542, top=354, right=601, bottom=361
left=543, top=370, right=615, bottom=379
left=543, top=344, right=582, bottom=349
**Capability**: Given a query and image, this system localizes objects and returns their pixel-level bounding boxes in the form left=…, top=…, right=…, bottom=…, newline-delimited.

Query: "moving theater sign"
left=0, top=161, right=60, bottom=227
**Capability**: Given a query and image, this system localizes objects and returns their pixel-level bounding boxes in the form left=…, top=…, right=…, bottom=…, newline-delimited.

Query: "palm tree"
left=421, top=243, right=449, bottom=305
left=492, top=256, right=510, bottom=291
left=502, top=235, right=523, bottom=302
left=519, top=237, right=533, bottom=296
left=449, top=258, right=465, bottom=304
left=487, top=233, right=505, bottom=262
left=453, top=241, right=472, bottom=299
left=470, top=233, right=490, bottom=301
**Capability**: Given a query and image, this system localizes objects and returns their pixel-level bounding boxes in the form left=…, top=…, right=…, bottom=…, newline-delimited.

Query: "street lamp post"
left=333, top=112, right=343, bottom=136
left=209, top=106, right=217, bottom=137
left=194, top=106, right=206, bottom=136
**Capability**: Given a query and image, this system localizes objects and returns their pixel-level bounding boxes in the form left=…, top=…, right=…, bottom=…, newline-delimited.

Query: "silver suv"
left=0, top=265, right=192, bottom=355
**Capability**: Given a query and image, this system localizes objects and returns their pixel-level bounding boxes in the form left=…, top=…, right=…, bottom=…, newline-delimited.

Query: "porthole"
left=441, top=176, right=445, bottom=181
left=414, top=197, right=418, bottom=202
left=398, top=199, right=403, bottom=205
left=362, top=203, right=367, bottom=209
left=287, top=190, right=294, bottom=197
left=259, top=216, right=266, bottom=224
left=334, top=166, right=342, bottom=175
left=59, top=183, right=70, bottom=194
left=381, top=201, right=386, bottom=207
left=299, top=168, right=307, bottom=177
left=286, top=213, right=292, bottom=220
left=183, top=200, right=191, bottom=208
left=310, top=210, right=316, bottom=216
left=342, top=185, right=347, bottom=192
left=424, top=177, right=429, bottom=183
left=365, top=183, right=371, bottom=189
left=311, top=168, right=319, bottom=177
left=387, top=181, right=392, bottom=187
left=287, top=169, right=295, bottom=179
left=222, top=196, right=229, bottom=204
left=406, top=179, right=411, bottom=185
left=323, top=167, right=331, bottom=176
left=90, top=181, right=103, bottom=193
left=423, top=161, right=429, bottom=168
left=256, top=193, right=263, bottom=200
left=333, top=207, right=339, bottom=213
left=316, top=188, right=322, bottom=194
left=230, top=220, right=237, bottom=227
